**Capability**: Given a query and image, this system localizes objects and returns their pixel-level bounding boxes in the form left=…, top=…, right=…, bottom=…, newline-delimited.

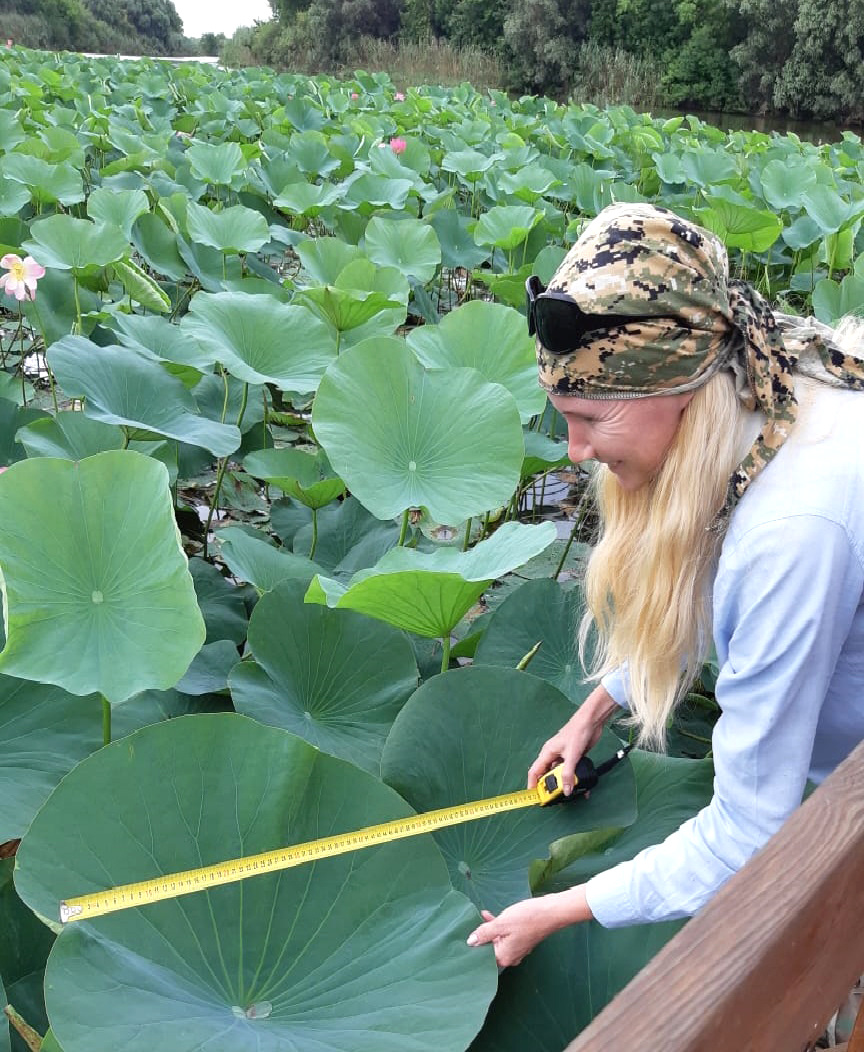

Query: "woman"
left=467, top=202, right=864, bottom=966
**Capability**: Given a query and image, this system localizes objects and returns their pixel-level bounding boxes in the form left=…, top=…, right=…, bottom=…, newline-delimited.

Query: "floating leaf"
left=15, top=714, right=497, bottom=1052
left=0, top=451, right=205, bottom=702
left=312, top=337, right=524, bottom=523
left=230, top=581, right=417, bottom=772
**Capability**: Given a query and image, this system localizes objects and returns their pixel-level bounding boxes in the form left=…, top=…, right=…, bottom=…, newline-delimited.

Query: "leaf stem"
left=440, top=634, right=451, bottom=675
left=204, top=382, right=250, bottom=559
left=309, top=507, right=319, bottom=560
left=553, top=482, right=592, bottom=581
left=101, top=695, right=111, bottom=747
left=461, top=516, right=472, bottom=551
left=397, top=508, right=409, bottom=546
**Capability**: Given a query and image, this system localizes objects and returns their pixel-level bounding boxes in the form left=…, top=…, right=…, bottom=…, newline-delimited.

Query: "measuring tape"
left=59, top=747, right=631, bottom=924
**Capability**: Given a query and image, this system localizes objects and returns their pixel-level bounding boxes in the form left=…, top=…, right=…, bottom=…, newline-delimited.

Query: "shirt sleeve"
left=585, top=513, right=863, bottom=928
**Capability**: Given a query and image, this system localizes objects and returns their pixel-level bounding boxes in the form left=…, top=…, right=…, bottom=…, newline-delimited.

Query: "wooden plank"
left=563, top=738, right=864, bottom=1052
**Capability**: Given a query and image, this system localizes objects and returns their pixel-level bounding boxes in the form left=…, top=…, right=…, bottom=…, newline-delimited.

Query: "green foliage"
left=774, top=0, right=864, bottom=120
left=501, top=0, right=587, bottom=96
left=731, top=0, right=798, bottom=113
left=5, top=0, right=188, bottom=53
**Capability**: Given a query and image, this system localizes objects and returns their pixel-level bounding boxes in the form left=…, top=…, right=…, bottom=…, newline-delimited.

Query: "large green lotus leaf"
left=312, top=338, right=524, bottom=523
left=22, top=215, right=128, bottom=271
left=131, top=212, right=189, bottom=282
left=1, top=859, right=55, bottom=1051
left=0, top=452, right=205, bottom=703
left=340, top=172, right=412, bottom=210
left=0, top=974, right=8, bottom=1052
left=428, top=208, right=491, bottom=270
left=532, top=750, right=715, bottom=893
left=243, top=448, right=345, bottom=508
left=363, top=216, right=441, bottom=284
left=185, top=202, right=271, bottom=254
left=469, top=917, right=683, bottom=1052
left=406, top=301, right=546, bottom=422
left=694, top=199, right=782, bottom=253
left=230, top=581, right=417, bottom=772
left=298, top=285, right=404, bottom=334
left=295, top=237, right=365, bottom=284
left=759, top=160, right=817, bottom=211
left=0, top=401, right=48, bottom=467
left=180, top=292, right=337, bottom=391
left=184, top=140, right=245, bottom=185
left=802, top=185, right=864, bottom=234
left=188, top=557, right=249, bottom=644
left=0, top=177, right=31, bottom=216
left=176, top=640, right=239, bottom=695
left=305, top=521, right=556, bottom=637
left=1, top=154, right=83, bottom=207
left=15, top=714, right=497, bottom=1052
left=521, top=432, right=569, bottom=477
left=86, top=187, right=149, bottom=239
left=112, top=313, right=204, bottom=366
left=273, top=181, right=343, bottom=216
left=381, top=666, right=636, bottom=912
left=441, top=149, right=495, bottom=180
left=291, top=496, right=400, bottom=574
left=473, top=205, right=543, bottom=250
left=812, top=273, right=864, bottom=324
left=0, top=676, right=100, bottom=841
left=217, top=526, right=323, bottom=592
left=15, top=412, right=124, bottom=460
left=474, top=578, right=593, bottom=705
left=47, top=337, right=240, bottom=456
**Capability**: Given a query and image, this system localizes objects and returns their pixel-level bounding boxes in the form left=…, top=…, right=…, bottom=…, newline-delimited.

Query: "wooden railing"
left=564, top=737, right=864, bottom=1052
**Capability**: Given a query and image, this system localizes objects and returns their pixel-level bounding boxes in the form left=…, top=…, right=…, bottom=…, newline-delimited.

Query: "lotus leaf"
left=0, top=676, right=100, bottom=841
left=363, top=216, right=441, bottom=284
left=242, top=447, right=345, bottom=508
left=181, top=292, right=337, bottom=391
left=474, top=578, right=593, bottom=704
left=407, top=300, right=546, bottom=422
left=15, top=714, right=498, bottom=1052
left=0, top=155, right=84, bottom=207
left=759, top=160, right=817, bottom=211
left=230, top=580, right=417, bottom=772
left=185, top=140, right=244, bottom=185
left=47, top=337, right=240, bottom=456
left=694, top=199, right=782, bottom=253
left=22, top=215, right=128, bottom=271
left=86, top=187, right=149, bottom=238
left=312, top=337, right=524, bottom=523
left=217, top=526, right=323, bottom=592
left=176, top=640, right=239, bottom=695
left=296, top=237, right=365, bottom=284
left=0, top=401, right=48, bottom=467
left=381, top=666, right=636, bottom=911
left=473, top=205, right=543, bottom=251
left=188, top=557, right=250, bottom=644
left=0, top=178, right=31, bottom=216
left=186, top=202, right=271, bottom=254
left=305, top=521, right=557, bottom=637
left=0, top=451, right=205, bottom=702
left=290, top=496, right=400, bottom=575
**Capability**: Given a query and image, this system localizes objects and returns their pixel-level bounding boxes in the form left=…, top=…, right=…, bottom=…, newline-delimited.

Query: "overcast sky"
left=173, top=0, right=273, bottom=38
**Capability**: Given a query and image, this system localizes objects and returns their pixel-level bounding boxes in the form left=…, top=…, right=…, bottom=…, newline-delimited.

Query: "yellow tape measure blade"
left=60, top=786, right=541, bottom=923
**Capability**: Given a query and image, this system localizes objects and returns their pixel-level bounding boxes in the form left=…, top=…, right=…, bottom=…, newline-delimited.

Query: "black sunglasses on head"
left=526, top=275, right=659, bottom=355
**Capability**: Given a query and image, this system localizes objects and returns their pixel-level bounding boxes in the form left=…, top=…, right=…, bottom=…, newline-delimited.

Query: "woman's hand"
left=527, top=684, right=621, bottom=795
left=466, top=887, right=594, bottom=968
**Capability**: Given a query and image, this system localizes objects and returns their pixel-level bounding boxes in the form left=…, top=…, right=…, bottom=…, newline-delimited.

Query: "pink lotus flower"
left=389, top=137, right=407, bottom=155
left=1, top=254, right=45, bottom=301
left=351, top=92, right=359, bottom=100
left=395, top=92, right=405, bottom=101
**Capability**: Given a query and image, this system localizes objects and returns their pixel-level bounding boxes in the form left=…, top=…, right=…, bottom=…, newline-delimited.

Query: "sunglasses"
left=526, top=275, right=657, bottom=355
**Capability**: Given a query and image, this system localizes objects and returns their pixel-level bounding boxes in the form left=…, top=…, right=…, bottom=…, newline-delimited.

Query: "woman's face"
left=548, top=391, right=695, bottom=490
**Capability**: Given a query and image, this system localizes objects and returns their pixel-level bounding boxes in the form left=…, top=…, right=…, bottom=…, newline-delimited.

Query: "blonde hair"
left=579, top=370, right=746, bottom=749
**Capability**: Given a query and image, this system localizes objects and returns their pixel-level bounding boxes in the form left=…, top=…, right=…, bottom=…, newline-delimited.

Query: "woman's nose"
left=566, top=423, right=594, bottom=464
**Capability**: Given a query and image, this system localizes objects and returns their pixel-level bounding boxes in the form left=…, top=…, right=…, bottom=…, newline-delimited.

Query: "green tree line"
left=255, top=0, right=864, bottom=120
left=4, top=0, right=218, bottom=56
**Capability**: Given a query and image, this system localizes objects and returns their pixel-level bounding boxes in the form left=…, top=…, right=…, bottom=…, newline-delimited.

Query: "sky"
left=173, top=0, right=273, bottom=39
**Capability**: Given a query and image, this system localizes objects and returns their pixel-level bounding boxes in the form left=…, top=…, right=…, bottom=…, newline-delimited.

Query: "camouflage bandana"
left=536, top=202, right=864, bottom=525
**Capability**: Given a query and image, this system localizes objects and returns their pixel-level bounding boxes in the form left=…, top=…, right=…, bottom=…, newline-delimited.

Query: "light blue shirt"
left=585, top=381, right=864, bottom=927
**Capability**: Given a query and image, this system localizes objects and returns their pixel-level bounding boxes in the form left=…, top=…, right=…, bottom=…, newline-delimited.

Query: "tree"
left=730, top=0, right=797, bottom=114
left=773, top=0, right=864, bottom=119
